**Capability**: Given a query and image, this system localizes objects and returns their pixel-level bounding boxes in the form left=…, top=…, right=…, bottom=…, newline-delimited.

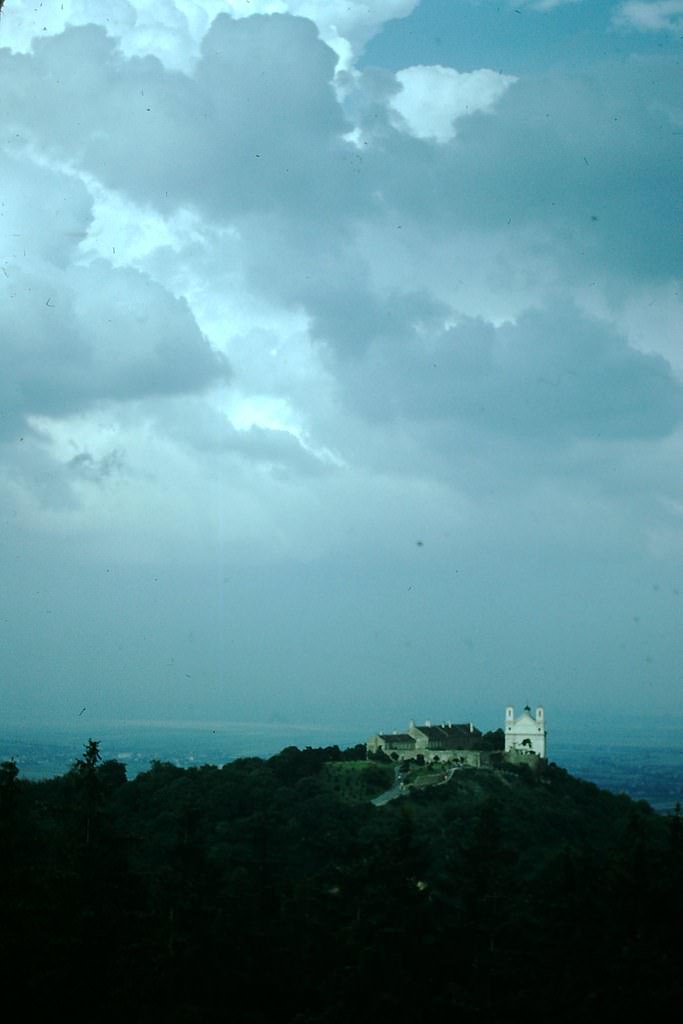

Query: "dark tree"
left=70, top=739, right=103, bottom=847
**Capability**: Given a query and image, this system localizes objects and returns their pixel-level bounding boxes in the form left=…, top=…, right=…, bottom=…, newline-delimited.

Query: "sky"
left=0, top=0, right=682, bottom=740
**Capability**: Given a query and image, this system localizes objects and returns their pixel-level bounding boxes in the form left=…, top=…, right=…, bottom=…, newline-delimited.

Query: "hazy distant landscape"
left=3, top=718, right=681, bottom=812
left=0, top=721, right=363, bottom=781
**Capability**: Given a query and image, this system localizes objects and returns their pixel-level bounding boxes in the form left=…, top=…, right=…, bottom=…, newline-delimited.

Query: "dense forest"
left=1, top=741, right=681, bottom=1021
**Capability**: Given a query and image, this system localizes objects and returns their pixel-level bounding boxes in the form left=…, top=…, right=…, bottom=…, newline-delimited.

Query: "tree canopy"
left=0, top=742, right=680, bottom=1021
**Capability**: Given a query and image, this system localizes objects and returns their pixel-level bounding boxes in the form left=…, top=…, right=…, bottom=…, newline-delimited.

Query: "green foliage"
left=0, top=758, right=18, bottom=785
left=0, top=759, right=19, bottom=817
left=1, top=740, right=680, bottom=1021
left=71, top=737, right=102, bottom=775
left=97, top=759, right=128, bottom=792
left=323, top=760, right=394, bottom=801
left=480, top=727, right=505, bottom=750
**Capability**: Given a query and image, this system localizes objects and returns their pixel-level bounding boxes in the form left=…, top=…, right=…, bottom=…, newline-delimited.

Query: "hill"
left=1, top=744, right=681, bottom=1021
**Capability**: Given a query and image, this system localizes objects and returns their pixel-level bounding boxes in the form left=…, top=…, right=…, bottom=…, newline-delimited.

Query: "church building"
left=504, top=705, right=547, bottom=759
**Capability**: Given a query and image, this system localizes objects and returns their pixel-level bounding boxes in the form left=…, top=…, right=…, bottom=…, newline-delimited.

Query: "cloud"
left=241, top=1, right=420, bottom=62
left=143, top=392, right=339, bottom=476
left=1, top=259, right=228, bottom=433
left=2, top=0, right=683, bottom=732
left=451, top=0, right=583, bottom=9
left=8, top=10, right=680, bottom=295
left=340, top=303, right=683, bottom=443
left=355, top=56, right=683, bottom=283
left=1, top=1, right=224, bottom=72
left=511, top=0, right=583, bottom=9
left=0, top=150, right=229, bottom=443
left=0, top=17, right=355, bottom=222
left=0, top=0, right=420, bottom=69
left=614, top=1, right=683, bottom=33
left=388, top=65, right=517, bottom=143
left=68, top=448, right=127, bottom=483
left=0, top=150, right=93, bottom=266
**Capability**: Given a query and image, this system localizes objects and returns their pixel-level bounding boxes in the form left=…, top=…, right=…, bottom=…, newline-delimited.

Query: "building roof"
left=414, top=723, right=482, bottom=748
left=370, top=720, right=488, bottom=753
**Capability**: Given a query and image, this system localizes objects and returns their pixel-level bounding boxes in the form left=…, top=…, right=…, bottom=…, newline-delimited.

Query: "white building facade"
left=504, top=705, right=547, bottom=759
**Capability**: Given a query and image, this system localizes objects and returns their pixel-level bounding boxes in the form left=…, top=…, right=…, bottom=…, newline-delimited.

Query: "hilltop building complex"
left=367, top=720, right=487, bottom=765
left=367, top=706, right=547, bottom=765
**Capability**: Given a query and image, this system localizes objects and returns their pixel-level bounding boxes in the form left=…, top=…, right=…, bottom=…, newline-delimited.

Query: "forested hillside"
left=1, top=743, right=681, bottom=1021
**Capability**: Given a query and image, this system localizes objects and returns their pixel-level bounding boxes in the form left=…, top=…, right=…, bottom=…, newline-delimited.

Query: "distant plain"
left=2, top=716, right=681, bottom=813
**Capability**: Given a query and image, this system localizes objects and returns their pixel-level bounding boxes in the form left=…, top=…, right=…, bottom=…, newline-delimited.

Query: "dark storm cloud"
left=308, top=287, right=447, bottom=356
left=192, top=39, right=681, bottom=381
left=150, top=396, right=334, bottom=476
left=0, top=259, right=229, bottom=436
left=343, top=303, right=683, bottom=441
left=5, top=13, right=680, bottom=318
left=356, top=55, right=683, bottom=281
left=1, top=1, right=682, bottom=734
left=0, top=150, right=93, bottom=266
left=68, top=449, right=126, bottom=483
left=2, top=9, right=677, bottom=476
left=228, top=425, right=332, bottom=476
left=0, top=15, right=359, bottom=221
left=0, top=141, right=230, bottom=450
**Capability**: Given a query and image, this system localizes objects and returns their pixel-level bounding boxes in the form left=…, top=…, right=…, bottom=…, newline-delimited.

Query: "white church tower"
left=505, top=705, right=547, bottom=759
